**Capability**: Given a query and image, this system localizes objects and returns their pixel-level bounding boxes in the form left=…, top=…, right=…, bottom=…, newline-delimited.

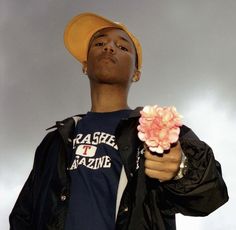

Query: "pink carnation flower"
left=137, top=105, right=183, bottom=154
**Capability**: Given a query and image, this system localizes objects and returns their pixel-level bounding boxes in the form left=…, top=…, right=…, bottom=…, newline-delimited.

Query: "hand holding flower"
left=137, top=105, right=183, bottom=181
left=144, top=141, right=182, bottom=181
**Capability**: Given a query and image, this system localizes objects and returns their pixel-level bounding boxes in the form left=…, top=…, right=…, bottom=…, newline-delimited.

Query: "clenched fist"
left=144, top=142, right=182, bottom=181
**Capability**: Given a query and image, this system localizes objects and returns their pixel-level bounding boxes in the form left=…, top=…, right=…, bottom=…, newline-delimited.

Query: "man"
left=10, top=12, right=228, bottom=230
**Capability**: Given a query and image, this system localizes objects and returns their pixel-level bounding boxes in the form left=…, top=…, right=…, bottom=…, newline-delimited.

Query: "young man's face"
left=85, top=28, right=138, bottom=86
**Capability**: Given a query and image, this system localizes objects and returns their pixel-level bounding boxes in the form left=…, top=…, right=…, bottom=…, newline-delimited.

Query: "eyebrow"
left=92, top=33, right=130, bottom=44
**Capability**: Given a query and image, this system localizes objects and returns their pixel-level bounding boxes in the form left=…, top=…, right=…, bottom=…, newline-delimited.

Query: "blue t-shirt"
left=65, top=110, right=131, bottom=230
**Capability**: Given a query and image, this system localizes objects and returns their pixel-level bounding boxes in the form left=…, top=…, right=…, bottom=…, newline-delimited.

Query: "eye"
left=95, top=42, right=105, bottom=47
left=117, top=45, right=128, bottom=52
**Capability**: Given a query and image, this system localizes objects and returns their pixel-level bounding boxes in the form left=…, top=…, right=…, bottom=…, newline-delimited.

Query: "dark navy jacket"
left=9, top=108, right=229, bottom=229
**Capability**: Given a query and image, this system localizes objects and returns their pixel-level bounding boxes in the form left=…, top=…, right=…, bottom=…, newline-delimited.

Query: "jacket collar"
left=128, top=106, right=142, bottom=118
left=46, top=107, right=143, bottom=144
left=47, top=107, right=142, bottom=130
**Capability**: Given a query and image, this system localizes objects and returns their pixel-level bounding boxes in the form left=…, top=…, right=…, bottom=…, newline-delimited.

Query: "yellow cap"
left=64, top=12, right=142, bottom=71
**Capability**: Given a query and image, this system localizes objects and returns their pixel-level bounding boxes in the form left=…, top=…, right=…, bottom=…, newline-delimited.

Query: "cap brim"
left=64, top=12, right=142, bottom=70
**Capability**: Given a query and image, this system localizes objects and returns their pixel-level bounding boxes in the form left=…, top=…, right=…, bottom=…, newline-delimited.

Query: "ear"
left=132, top=70, right=141, bottom=82
left=82, top=61, right=88, bottom=75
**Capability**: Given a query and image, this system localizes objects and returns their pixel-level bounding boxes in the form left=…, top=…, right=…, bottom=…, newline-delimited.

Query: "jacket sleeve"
left=9, top=132, right=55, bottom=229
left=9, top=170, right=34, bottom=229
left=154, top=126, right=229, bottom=216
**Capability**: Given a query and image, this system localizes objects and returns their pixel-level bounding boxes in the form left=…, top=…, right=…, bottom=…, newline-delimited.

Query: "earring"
left=82, top=66, right=87, bottom=75
left=132, top=76, right=138, bottom=82
left=132, top=71, right=141, bottom=82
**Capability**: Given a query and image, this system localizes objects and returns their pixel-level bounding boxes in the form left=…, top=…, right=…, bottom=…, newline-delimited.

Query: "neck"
left=89, top=81, right=130, bottom=112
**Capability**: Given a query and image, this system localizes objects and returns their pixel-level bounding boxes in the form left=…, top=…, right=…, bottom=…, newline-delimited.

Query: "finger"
left=145, top=159, right=179, bottom=172
left=144, top=159, right=164, bottom=171
left=144, top=149, right=164, bottom=161
left=144, top=149, right=179, bottom=164
left=145, top=168, right=175, bottom=181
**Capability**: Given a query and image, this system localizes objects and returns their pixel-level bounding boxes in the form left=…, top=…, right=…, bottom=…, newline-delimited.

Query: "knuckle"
left=144, top=159, right=149, bottom=168
left=144, top=150, right=150, bottom=158
left=144, top=168, right=150, bottom=176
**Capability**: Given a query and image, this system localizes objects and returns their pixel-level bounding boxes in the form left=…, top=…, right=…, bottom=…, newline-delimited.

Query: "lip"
left=98, top=54, right=117, bottom=64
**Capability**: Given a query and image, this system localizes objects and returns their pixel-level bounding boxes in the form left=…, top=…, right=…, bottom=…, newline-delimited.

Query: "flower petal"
left=138, top=105, right=182, bottom=154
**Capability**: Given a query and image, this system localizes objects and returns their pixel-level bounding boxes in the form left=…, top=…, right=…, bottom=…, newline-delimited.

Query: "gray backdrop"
left=1, top=0, right=235, bottom=229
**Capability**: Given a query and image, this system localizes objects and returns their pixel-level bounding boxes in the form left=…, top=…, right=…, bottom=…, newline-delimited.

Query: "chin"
left=97, top=77, right=119, bottom=84
left=90, top=67, right=129, bottom=85
left=94, top=70, right=118, bottom=83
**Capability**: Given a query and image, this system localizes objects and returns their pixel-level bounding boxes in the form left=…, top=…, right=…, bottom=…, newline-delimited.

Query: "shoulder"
left=179, top=125, right=200, bottom=140
left=38, top=130, right=61, bottom=150
left=34, top=130, right=61, bottom=160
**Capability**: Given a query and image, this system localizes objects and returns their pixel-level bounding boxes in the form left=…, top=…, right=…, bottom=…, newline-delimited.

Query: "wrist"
left=174, top=150, right=188, bottom=180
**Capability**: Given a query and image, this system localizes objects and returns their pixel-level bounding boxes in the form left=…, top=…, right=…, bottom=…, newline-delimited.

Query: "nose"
left=103, top=42, right=115, bottom=54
